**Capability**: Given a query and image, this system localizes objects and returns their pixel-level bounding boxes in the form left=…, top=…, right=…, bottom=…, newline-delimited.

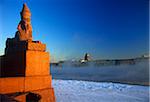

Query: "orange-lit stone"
left=25, top=76, right=52, bottom=91
left=32, top=88, right=56, bottom=102
left=0, top=3, right=55, bottom=102
left=13, top=88, right=55, bottom=102
left=26, top=51, right=50, bottom=76
left=17, top=3, right=32, bottom=41
left=27, top=42, right=46, bottom=51
left=0, top=77, right=24, bottom=94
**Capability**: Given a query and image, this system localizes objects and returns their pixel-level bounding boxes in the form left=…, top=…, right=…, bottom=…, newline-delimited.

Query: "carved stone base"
left=1, top=42, right=49, bottom=77
left=0, top=76, right=55, bottom=102
left=0, top=88, right=55, bottom=102
left=0, top=41, right=55, bottom=102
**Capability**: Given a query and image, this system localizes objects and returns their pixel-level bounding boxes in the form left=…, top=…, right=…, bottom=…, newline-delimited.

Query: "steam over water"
left=51, top=59, right=149, bottom=85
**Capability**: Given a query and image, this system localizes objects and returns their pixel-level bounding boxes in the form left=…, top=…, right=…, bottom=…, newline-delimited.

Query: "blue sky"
left=0, top=0, right=149, bottom=61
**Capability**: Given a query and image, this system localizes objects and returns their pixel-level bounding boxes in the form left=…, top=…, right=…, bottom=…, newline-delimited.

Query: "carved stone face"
left=20, top=20, right=26, bottom=30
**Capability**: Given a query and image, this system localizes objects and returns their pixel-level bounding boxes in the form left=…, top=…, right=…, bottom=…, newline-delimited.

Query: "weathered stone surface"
left=13, top=88, right=55, bottom=102
left=1, top=52, right=26, bottom=77
left=0, top=77, right=24, bottom=94
left=5, top=40, right=46, bottom=55
left=1, top=50, right=49, bottom=77
left=0, top=3, right=55, bottom=102
left=27, top=42, right=46, bottom=51
left=32, top=88, right=56, bottom=102
left=0, top=76, right=52, bottom=94
left=5, top=39, right=27, bottom=55
left=0, top=88, right=55, bottom=102
left=25, top=76, right=52, bottom=91
left=16, top=3, right=32, bottom=41
left=26, top=51, right=50, bottom=76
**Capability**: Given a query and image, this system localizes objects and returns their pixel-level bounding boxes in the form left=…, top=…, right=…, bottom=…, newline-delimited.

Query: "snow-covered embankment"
left=52, top=79, right=149, bottom=102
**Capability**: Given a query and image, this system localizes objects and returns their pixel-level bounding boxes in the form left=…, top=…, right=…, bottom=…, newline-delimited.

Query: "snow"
left=52, top=79, right=149, bottom=102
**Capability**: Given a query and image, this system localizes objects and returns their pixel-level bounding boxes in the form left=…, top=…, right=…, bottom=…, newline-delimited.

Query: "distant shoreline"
left=51, top=59, right=149, bottom=86
left=51, top=57, right=149, bottom=67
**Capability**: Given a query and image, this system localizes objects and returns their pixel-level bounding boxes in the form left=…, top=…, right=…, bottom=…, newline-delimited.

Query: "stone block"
left=0, top=77, right=24, bottom=94
left=1, top=52, right=26, bottom=77
left=5, top=40, right=46, bottom=55
left=27, top=42, right=46, bottom=51
left=0, top=3, right=55, bottom=101
left=25, top=76, right=52, bottom=91
left=1, top=49, right=50, bottom=77
left=32, top=88, right=55, bottom=102
left=26, top=51, right=50, bottom=76
left=14, top=88, right=55, bottom=102
left=5, top=40, right=27, bottom=55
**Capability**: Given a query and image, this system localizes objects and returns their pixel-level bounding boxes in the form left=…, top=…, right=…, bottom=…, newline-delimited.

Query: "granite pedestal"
left=0, top=41, right=55, bottom=102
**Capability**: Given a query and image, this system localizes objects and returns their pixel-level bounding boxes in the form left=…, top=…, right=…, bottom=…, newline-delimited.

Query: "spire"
left=20, top=3, right=31, bottom=21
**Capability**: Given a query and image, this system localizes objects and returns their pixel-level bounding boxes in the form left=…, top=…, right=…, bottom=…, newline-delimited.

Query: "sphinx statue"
left=5, top=4, right=33, bottom=54
left=15, top=3, right=32, bottom=41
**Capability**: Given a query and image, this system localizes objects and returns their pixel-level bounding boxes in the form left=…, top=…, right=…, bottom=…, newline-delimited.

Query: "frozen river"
left=51, top=59, right=149, bottom=85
